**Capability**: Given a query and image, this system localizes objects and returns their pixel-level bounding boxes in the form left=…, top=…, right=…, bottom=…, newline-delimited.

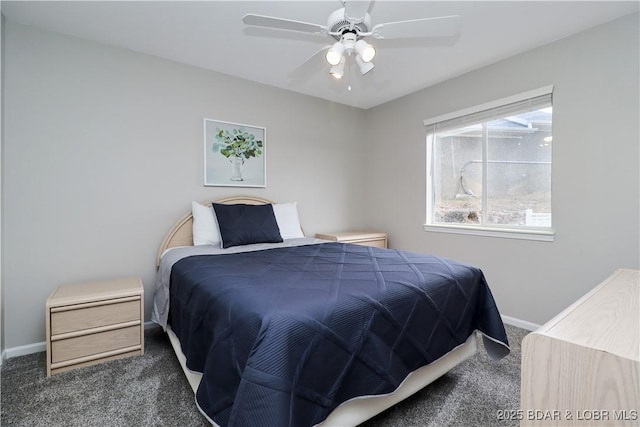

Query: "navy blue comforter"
left=169, top=242, right=509, bottom=427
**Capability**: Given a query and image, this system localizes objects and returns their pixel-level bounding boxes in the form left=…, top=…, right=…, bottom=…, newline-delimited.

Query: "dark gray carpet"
left=1, top=324, right=528, bottom=427
left=362, top=324, right=527, bottom=427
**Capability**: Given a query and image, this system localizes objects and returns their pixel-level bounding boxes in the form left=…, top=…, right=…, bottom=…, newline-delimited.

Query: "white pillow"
left=273, top=202, right=304, bottom=239
left=192, top=201, right=221, bottom=246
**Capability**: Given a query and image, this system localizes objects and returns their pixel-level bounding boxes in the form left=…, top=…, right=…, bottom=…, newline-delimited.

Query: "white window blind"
left=424, top=86, right=553, bottom=133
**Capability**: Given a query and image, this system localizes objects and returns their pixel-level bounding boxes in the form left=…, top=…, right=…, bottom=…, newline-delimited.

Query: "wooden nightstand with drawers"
left=315, top=231, right=388, bottom=248
left=45, top=277, right=144, bottom=377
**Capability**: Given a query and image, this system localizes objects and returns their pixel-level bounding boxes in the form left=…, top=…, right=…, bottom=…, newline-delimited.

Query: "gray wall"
left=0, top=12, right=4, bottom=359
left=2, top=13, right=639, bottom=350
left=363, top=13, right=639, bottom=325
left=2, top=22, right=367, bottom=349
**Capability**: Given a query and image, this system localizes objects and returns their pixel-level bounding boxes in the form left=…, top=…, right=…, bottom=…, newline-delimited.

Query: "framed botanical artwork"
left=203, top=118, right=266, bottom=187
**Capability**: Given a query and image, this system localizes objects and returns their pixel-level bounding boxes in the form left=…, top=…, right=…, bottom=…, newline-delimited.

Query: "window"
left=424, top=87, right=553, bottom=241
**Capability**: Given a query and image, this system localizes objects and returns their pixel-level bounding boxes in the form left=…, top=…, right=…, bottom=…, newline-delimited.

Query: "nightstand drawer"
left=51, top=325, right=141, bottom=364
left=358, top=238, right=387, bottom=248
left=46, top=277, right=144, bottom=376
left=316, top=231, right=388, bottom=248
left=51, top=298, right=140, bottom=335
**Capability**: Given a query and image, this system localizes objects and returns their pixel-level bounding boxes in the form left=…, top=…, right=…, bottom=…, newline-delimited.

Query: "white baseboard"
left=4, top=341, right=46, bottom=359
left=501, top=314, right=540, bottom=331
left=144, top=321, right=160, bottom=330
left=3, top=321, right=160, bottom=360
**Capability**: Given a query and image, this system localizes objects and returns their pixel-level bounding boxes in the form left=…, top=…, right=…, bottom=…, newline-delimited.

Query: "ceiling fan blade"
left=371, top=15, right=461, bottom=39
left=287, top=45, right=331, bottom=85
left=344, top=1, right=371, bottom=23
left=242, top=14, right=328, bottom=35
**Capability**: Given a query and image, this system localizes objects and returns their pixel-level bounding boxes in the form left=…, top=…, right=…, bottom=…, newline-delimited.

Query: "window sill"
left=423, top=224, right=555, bottom=242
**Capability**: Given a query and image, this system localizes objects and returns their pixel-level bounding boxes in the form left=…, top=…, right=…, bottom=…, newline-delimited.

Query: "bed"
left=151, top=196, right=510, bottom=427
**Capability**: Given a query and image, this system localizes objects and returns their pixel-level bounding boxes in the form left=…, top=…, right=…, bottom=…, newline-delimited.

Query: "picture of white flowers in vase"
left=204, top=119, right=266, bottom=187
left=213, top=128, right=263, bottom=181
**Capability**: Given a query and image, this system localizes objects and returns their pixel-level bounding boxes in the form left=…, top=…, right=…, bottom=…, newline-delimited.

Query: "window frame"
left=424, top=86, right=555, bottom=242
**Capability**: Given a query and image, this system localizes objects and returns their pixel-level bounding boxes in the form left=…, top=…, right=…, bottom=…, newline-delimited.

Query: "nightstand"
left=315, top=231, right=388, bottom=248
left=45, top=277, right=144, bottom=377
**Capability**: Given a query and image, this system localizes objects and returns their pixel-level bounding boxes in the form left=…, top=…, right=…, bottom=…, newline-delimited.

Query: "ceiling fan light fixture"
left=355, top=39, right=375, bottom=62
left=355, top=54, right=375, bottom=75
left=243, top=5, right=463, bottom=89
left=329, top=57, right=346, bottom=79
left=326, top=42, right=345, bottom=66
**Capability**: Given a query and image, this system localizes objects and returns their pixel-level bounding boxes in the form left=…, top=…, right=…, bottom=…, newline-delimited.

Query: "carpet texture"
left=1, top=324, right=528, bottom=426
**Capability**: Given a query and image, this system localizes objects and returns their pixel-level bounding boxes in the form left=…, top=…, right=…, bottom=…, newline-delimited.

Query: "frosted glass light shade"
left=355, top=40, right=375, bottom=63
left=329, top=57, right=345, bottom=79
left=326, top=42, right=345, bottom=66
left=356, top=55, right=374, bottom=75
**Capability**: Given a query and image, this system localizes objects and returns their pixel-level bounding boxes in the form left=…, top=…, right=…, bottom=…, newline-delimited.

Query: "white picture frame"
left=203, top=118, right=266, bottom=187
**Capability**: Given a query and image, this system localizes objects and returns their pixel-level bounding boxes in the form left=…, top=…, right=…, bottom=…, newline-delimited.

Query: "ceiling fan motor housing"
left=328, top=8, right=371, bottom=40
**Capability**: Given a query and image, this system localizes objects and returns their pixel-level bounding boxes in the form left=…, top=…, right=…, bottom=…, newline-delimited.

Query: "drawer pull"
left=50, top=345, right=142, bottom=369
left=51, top=320, right=141, bottom=341
left=50, top=296, right=140, bottom=312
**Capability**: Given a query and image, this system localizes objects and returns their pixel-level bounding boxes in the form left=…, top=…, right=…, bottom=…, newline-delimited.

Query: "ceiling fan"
left=242, top=1, right=460, bottom=79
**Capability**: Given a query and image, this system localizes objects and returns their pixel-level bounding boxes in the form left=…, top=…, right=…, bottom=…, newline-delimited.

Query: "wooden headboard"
left=156, top=195, right=273, bottom=266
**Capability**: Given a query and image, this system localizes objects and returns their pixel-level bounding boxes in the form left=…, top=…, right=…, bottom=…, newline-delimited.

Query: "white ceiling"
left=3, top=1, right=638, bottom=109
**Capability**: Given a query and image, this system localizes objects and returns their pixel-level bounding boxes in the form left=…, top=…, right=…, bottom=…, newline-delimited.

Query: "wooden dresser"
left=521, top=269, right=639, bottom=426
left=46, top=277, right=144, bottom=376
left=315, top=231, right=388, bottom=248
